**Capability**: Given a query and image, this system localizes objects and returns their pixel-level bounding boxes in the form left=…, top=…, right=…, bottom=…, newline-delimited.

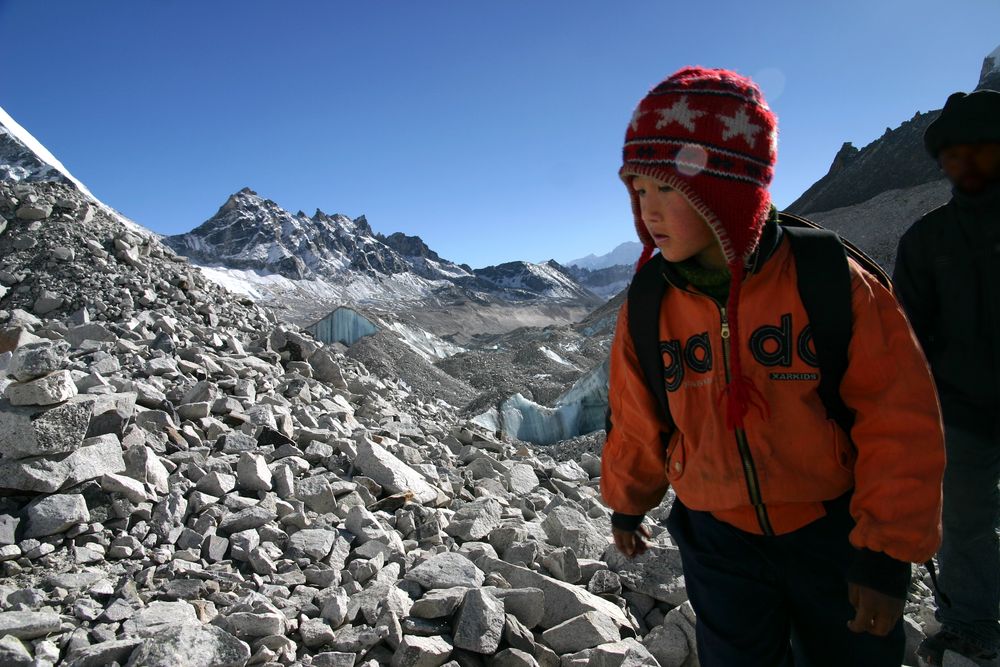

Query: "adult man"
left=894, top=88, right=1000, bottom=666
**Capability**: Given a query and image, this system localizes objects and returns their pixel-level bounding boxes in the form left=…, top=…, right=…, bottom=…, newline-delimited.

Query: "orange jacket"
left=600, top=233, right=945, bottom=564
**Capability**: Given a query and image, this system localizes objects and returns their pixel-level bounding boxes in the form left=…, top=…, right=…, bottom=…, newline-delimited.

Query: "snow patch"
left=539, top=345, right=575, bottom=368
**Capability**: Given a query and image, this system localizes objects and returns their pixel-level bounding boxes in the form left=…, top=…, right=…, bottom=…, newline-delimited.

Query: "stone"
left=551, top=460, right=589, bottom=483
left=0, top=435, right=125, bottom=493
left=406, top=552, right=485, bottom=590
left=605, top=545, right=687, bottom=605
left=25, top=493, right=90, bottom=538
left=452, top=588, right=505, bottom=654
left=15, top=203, right=52, bottom=220
left=294, top=474, right=339, bottom=513
left=0, top=611, right=61, bottom=639
left=328, top=624, right=389, bottom=653
left=218, top=602, right=287, bottom=639
left=0, top=635, right=33, bottom=667
left=502, top=613, right=536, bottom=654
left=391, top=634, right=453, bottom=667
left=479, top=558, right=634, bottom=631
left=33, top=291, right=64, bottom=314
left=409, top=587, right=468, bottom=619
left=540, top=610, right=621, bottom=655
left=312, top=652, right=356, bottom=667
left=321, top=589, right=350, bottom=628
left=195, top=471, right=236, bottom=496
left=587, top=569, right=622, bottom=596
left=506, top=463, right=539, bottom=495
left=493, top=648, right=539, bottom=667
left=566, top=638, right=659, bottom=666
left=62, top=433, right=127, bottom=488
left=355, top=436, right=439, bottom=504
left=236, top=452, right=272, bottom=491
left=288, top=528, right=338, bottom=561
left=5, top=369, right=78, bottom=405
left=101, top=472, right=154, bottom=503
left=123, top=445, right=169, bottom=494
left=541, top=505, right=608, bottom=560
left=150, top=489, right=188, bottom=541
left=66, top=323, right=117, bottom=347
left=486, top=587, right=546, bottom=630
left=444, top=498, right=502, bottom=542
left=0, top=396, right=93, bottom=459
left=63, top=638, right=144, bottom=667
left=299, top=618, right=336, bottom=649
left=542, top=547, right=581, bottom=584
left=311, top=348, right=349, bottom=388
left=127, top=601, right=199, bottom=635
left=642, top=623, right=692, bottom=667
left=125, top=623, right=250, bottom=667
left=0, top=514, right=19, bottom=545
left=218, top=504, right=276, bottom=534
left=7, top=341, right=69, bottom=382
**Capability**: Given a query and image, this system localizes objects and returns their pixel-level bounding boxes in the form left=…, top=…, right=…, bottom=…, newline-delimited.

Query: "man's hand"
left=612, top=525, right=651, bottom=559
left=847, top=582, right=904, bottom=636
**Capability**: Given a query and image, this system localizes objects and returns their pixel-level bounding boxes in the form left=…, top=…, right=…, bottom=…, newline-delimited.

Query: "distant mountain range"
left=566, top=241, right=643, bottom=271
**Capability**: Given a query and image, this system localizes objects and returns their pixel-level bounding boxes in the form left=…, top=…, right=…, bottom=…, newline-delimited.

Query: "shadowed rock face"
left=785, top=110, right=944, bottom=216
left=789, top=44, right=999, bottom=218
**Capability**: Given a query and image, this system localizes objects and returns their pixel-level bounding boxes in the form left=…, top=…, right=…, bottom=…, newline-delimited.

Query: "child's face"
left=631, top=174, right=723, bottom=267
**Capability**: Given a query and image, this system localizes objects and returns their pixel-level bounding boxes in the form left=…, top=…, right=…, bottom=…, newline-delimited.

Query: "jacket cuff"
left=611, top=512, right=645, bottom=532
left=846, top=547, right=912, bottom=600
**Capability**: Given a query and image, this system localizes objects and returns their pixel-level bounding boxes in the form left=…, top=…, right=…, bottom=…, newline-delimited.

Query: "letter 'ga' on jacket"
left=600, top=232, right=946, bottom=565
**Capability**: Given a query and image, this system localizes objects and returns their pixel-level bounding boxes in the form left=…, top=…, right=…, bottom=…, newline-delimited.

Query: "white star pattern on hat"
left=630, top=107, right=647, bottom=131
left=654, top=96, right=705, bottom=132
left=717, top=107, right=762, bottom=148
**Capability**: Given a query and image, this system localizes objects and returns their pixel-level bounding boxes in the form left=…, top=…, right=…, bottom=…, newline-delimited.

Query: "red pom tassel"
left=717, top=260, right=770, bottom=429
left=717, top=372, right=770, bottom=430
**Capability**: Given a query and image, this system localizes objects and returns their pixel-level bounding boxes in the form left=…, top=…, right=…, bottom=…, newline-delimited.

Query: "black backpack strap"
left=782, top=225, right=857, bottom=435
left=624, top=255, right=674, bottom=431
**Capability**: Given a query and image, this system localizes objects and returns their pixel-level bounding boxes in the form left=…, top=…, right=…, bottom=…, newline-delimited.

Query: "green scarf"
left=673, top=256, right=731, bottom=304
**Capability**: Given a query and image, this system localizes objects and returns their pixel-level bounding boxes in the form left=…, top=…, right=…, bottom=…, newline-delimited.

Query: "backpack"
left=609, top=211, right=949, bottom=602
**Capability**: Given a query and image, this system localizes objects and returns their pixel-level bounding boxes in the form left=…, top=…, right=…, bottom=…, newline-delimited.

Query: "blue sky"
left=1, top=1, right=996, bottom=268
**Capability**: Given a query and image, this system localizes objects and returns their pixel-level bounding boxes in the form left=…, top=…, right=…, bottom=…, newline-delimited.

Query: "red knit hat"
left=620, top=66, right=779, bottom=430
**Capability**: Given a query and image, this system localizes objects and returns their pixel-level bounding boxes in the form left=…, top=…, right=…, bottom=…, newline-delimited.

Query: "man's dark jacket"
left=893, top=182, right=1000, bottom=438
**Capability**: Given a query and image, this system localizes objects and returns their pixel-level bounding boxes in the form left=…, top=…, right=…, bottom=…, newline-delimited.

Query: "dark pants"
left=934, top=424, right=1000, bottom=652
left=665, top=491, right=905, bottom=667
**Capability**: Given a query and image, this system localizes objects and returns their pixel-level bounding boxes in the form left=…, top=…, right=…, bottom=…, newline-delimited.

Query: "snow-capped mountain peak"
left=979, top=43, right=1000, bottom=90
left=566, top=241, right=643, bottom=271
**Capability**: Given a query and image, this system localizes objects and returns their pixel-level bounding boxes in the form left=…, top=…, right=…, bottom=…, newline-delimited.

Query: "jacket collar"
left=952, top=180, right=1000, bottom=213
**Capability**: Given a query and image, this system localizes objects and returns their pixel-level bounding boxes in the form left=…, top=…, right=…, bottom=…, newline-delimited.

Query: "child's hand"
left=612, top=525, right=651, bottom=559
left=846, top=582, right=905, bottom=636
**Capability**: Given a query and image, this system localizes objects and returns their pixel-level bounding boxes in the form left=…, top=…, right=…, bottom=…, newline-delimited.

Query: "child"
left=600, top=66, right=946, bottom=666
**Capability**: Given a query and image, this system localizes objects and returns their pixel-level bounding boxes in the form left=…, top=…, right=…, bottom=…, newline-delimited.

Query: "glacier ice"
left=306, top=307, right=379, bottom=347
left=477, top=356, right=610, bottom=445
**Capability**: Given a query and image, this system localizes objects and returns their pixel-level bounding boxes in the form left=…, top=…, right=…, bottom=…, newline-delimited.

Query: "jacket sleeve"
left=892, top=227, right=937, bottom=357
left=600, top=299, right=673, bottom=516
left=839, top=261, right=945, bottom=564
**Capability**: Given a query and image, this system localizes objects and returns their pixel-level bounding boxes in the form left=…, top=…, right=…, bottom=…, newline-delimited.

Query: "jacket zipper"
left=662, top=270, right=775, bottom=536
left=719, top=306, right=775, bottom=536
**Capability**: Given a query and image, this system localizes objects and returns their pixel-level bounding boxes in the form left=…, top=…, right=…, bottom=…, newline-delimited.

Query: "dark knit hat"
left=924, top=89, right=1000, bottom=158
left=619, top=66, right=779, bottom=430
